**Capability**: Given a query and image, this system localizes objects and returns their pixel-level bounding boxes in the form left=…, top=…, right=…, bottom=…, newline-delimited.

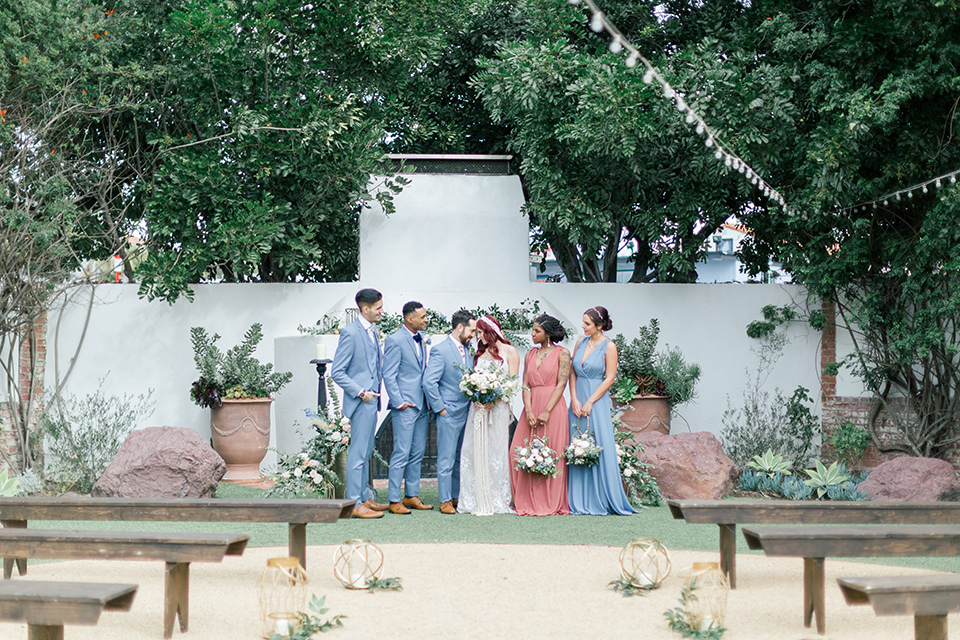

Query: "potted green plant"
left=190, top=323, right=293, bottom=480
left=612, top=319, right=701, bottom=435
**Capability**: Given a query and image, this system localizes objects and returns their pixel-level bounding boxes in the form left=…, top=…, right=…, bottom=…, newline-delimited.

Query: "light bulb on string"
left=922, top=184, right=928, bottom=194
left=714, top=149, right=723, bottom=159
left=684, top=112, right=696, bottom=124
left=663, top=84, right=675, bottom=99
left=884, top=199, right=889, bottom=206
left=642, top=69, right=655, bottom=84
left=696, top=122, right=705, bottom=135
left=907, top=190, right=913, bottom=198
left=675, top=97, right=687, bottom=113
left=706, top=136, right=714, bottom=148
left=590, top=12, right=604, bottom=32
left=936, top=179, right=942, bottom=188
left=625, top=52, right=639, bottom=68
left=951, top=174, right=957, bottom=184
left=609, top=37, right=623, bottom=54
left=724, top=155, right=732, bottom=167
left=568, top=0, right=582, bottom=4
left=896, top=193, right=901, bottom=201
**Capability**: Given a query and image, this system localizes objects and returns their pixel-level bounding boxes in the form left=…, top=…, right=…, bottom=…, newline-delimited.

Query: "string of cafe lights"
left=841, top=168, right=960, bottom=213
left=570, top=0, right=794, bottom=213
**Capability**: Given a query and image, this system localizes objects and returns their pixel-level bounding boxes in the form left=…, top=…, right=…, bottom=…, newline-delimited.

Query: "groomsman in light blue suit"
left=423, top=309, right=477, bottom=515
left=331, top=288, right=389, bottom=519
left=383, top=301, right=433, bottom=514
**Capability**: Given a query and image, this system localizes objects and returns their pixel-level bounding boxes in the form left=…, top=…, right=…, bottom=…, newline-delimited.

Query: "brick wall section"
left=819, top=300, right=960, bottom=472
left=0, top=314, right=46, bottom=470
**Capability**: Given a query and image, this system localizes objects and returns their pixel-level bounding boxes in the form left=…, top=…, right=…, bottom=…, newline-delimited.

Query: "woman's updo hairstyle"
left=534, top=314, right=566, bottom=344
left=584, top=306, right=613, bottom=332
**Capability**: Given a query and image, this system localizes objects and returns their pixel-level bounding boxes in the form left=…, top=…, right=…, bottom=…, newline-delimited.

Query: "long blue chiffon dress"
left=567, top=338, right=636, bottom=516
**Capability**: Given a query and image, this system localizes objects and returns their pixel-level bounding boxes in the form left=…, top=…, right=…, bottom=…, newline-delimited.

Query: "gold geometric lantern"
left=333, top=539, right=384, bottom=590
left=619, top=538, right=672, bottom=588
left=677, top=562, right=729, bottom=631
left=257, top=557, right=309, bottom=638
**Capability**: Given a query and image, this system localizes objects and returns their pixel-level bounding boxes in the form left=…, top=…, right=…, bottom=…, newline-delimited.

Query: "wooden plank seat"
left=743, top=525, right=960, bottom=636
left=0, top=497, right=354, bottom=574
left=0, top=580, right=137, bottom=640
left=0, top=528, right=248, bottom=638
left=838, top=575, right=960, bottom=640
left=668, top=500, right=960, bottom=588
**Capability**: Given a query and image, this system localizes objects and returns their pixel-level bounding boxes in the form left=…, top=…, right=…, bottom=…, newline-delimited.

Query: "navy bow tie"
left=413, top=333, right=422, bottom=343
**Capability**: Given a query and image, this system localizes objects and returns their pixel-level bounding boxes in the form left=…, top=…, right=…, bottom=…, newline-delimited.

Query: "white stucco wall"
left=45, top=169, right=826, bottom=474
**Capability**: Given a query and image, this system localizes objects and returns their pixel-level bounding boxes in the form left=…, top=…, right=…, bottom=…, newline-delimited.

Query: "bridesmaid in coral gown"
left=510, top=314, right=571, bottom=516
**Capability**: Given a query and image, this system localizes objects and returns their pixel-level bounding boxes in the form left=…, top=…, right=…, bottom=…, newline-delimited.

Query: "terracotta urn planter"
left=617, top=395, right=670, bottom=436
left=210, top=398, right=273, bottom=480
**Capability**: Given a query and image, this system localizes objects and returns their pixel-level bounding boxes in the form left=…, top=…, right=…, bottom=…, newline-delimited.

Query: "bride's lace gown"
left=458, top=356, right=515, bottom=515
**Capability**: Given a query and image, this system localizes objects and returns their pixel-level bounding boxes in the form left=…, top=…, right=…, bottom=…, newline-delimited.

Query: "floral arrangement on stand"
left=613, top=410, right=664, bottom=507
left=563, top=420, right=603, bottom=467
left=266, top=379, right=351, bottom=498
left=514, top=436, right=560, bottom=477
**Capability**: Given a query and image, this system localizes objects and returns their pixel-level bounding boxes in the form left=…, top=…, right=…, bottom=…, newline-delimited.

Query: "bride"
left=458, top=315, right=519, bottom=515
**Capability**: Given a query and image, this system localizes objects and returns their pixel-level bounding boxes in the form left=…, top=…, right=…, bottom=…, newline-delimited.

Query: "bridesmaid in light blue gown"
left=567, top=306, right=635, bottom=516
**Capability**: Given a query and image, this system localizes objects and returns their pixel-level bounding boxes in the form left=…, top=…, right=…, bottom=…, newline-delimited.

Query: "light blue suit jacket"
left=383, top=328, right=427, bottom=410
left=422, top=337, right=470, bottom=415
left=331, top=318, right=382, bottom=415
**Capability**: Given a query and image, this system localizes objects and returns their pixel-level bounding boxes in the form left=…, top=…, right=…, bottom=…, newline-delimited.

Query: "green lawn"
left=28, top=483, right=960, bottom=573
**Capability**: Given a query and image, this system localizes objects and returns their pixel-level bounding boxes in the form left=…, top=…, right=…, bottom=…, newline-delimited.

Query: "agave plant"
left=0, top=469, right=21, bottom=497
left=746, top=449, right=793, bottom=476
left=804, top=461, right=850, bottom=499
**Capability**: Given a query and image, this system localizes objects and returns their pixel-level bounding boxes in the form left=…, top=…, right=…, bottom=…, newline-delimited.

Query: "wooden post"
left=289, top=523, right=307, bottom=570
left=164, top=562, right=190, bottom=639
left=803, top=557, right=826, bottom=634
left=1, top=519, right=28, bottom=578
left=27, top=624, right=64, bottom=640
left=718, top=524, right=736, bottom=589
left=914, top=614, right=948, bottom=640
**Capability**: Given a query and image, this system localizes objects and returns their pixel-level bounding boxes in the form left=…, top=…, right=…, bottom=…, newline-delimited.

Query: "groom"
left=382, top=301, right=433, bottom=514
left=423, top=309, right=476, bottom=515
left=331, top=288, right=389, bottom=519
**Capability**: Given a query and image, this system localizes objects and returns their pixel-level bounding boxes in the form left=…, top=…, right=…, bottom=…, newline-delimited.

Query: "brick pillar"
left=819, top=300, right=840, bottom=463
left=2, top=313, right=47, bottom=469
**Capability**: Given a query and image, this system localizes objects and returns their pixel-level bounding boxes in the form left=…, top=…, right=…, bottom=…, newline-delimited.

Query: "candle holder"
left=258, top=557, right=309, bottom=638
left=619, top=538, right=671, bottom=589
left=309, top=358, right=333, bottom=412
left=676, top=562, right=729, bottom=631
left=333, top=539, right=384, bottom=590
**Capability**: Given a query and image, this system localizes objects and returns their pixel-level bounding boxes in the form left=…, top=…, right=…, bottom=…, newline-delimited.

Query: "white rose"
left=313, top=476, right=324, bottom=485
left=544, top=457, right=553, bottom=465
left=329, top=431, right=341, bottom=440
left=526, top=459, right=535, bottom=468
left=309, top=459, right=319, bottom=467
left=282, top=472, right=291, bottom=479
left=520, top=448, right=529, bottom=456
left=299, top=452, right=309, bottom=460
left=574, top=447, right=584, bottom=457
left=293, top=468, right=302, bottom=477
left=341, top=437, right=349, bottom=445
left=342, top=417, right=350, bottom=425
left=624, top=468, right=634, bottom=478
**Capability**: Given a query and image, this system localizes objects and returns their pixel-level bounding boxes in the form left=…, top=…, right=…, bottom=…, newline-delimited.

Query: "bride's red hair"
left=474, top=315, right=510, bottom=364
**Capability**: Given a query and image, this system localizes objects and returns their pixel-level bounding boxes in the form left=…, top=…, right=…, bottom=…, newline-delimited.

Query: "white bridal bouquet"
left=563, top=427, right=603, bottom=467
left=514, top=436, right=560, bottom=477
left=459, top=367, right=520, bottom=405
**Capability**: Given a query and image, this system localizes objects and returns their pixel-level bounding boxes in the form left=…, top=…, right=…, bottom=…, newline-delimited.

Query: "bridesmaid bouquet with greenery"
left=458, top=367, right=520, bottom=405
left=563, top=426, right=603, bottom=467
left=514, top=436, right=560, bottom=477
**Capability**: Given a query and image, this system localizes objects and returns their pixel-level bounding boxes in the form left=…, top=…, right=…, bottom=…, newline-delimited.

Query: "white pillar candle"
left=315, top=343, right=327, bottom=360
left=274, top=618, right=291, bottom=636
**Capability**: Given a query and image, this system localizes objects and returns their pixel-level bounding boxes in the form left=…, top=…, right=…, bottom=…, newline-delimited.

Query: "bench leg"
left=164, top=561, right=190, bottom=638
left=289, top=523, right=307, bottom=571
left=1, top=519, right=28, bottom=579
left=27, top=624, right=64, bottom=640
left=803, top=557, right=826, bottom=635
left=718, top=524, right=736, bottom=589
left=914, top=614, right=948, bottom=640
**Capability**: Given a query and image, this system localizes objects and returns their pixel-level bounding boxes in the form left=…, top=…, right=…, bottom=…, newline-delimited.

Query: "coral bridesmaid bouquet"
left=458, top=368, right=520, bottom=405
left=563, top=428, right=603, bottom=467
left=514, top=436, right=560, bottom=477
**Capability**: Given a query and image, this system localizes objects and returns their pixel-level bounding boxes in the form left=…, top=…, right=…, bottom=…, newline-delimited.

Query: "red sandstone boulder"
left=92, top=426, right=226, bottom=498
left=634, top=431, right=738, bottom=500
left=858, top=456, right=959, bottom=502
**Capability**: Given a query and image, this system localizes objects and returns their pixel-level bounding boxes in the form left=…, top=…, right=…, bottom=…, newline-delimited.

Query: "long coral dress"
left=510, top=346, right=570, bottom=516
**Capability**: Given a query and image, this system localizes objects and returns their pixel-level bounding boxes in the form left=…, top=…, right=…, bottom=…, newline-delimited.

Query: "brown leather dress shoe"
left=363, top=499, right=390, bottom=512
left=351, top=503, right=385, bottom=519
left=388, top=502, right=411, bottom=515
left=451, top=499, right=459, bottom=510
left=403, top=496, right=434, bottom=510
left=439, top=501, right=457, bottom=515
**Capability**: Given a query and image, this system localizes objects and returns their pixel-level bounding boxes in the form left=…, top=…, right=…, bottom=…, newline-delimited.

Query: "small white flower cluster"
left=322, top=416, right=351, bottom=446
left=514, top=437, right=560, bottom=477
left=279, top=452, right=326, bottom=487
left=563, top=430, right=603, bottom=467
left=459, top=368, right=520, bottom=405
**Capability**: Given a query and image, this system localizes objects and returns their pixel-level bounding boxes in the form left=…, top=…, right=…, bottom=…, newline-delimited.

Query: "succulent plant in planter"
left=612, top=319, right=701, bottom=434
left=190, top=323, right=293, bottom=480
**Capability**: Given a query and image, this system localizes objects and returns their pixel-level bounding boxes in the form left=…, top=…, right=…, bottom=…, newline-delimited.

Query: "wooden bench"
left=0, top=496, right=354, bottom=575
left=0, top=580, right=137, bottom=640
left=743, top=524, right=960, bottom=636
left=668, top=499, right=960, bottom=588
left=838, top=575, right=960, bottom=640
left=0, top=528, right=247, bottom=638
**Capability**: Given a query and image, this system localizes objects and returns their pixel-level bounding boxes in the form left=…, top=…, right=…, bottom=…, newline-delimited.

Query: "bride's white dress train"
left=458, top=356, right=514, bottom=515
